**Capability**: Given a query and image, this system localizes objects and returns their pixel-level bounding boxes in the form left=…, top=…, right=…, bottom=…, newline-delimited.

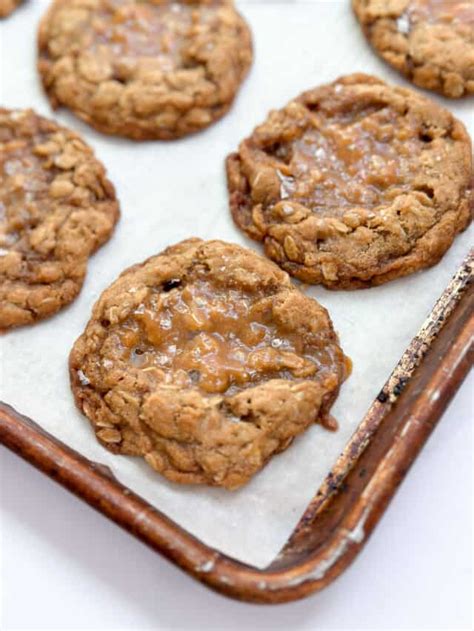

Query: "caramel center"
left=117, top=280, right=328, bottom=395
left=66, top=1, right=222, bottom=78
left=407, top=0, right=474, bottom=25
left=270, top=104, right=424, bottom=215
left=0, top=137, right=54, bottom=255
left=94, top=4, right=192, bottom=68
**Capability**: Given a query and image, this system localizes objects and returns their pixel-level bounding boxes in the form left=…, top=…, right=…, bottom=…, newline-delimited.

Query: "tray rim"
left=0, top=253, right=473, bottom=604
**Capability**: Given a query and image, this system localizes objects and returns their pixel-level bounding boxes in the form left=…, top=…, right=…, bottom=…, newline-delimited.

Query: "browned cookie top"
left=0, top=108, right=119, bottom=330
left=70, top=239, right=348, bottom=490
left=0, top=0, right=22, bottom=18
left=353, top=0, right=474, bottom=98
left=226, top=74, right=472, bottom=289
left=38, top=0, right=253, bottom=140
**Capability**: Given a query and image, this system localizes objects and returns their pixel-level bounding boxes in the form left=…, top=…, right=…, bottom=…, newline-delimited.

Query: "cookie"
left=0, top=108, right=119, bottom=330
left=0, top=0, right=21, bottom=18
left=70, top=239, right=348, bottom=490
left=226, top=74, right=472, bottom=289
left=38, top=0, right=253, bottom=140
left=353, top=0, right=474, bottom=98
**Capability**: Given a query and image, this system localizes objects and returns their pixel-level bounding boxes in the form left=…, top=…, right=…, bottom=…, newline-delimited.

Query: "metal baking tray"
left=1, top=253, right=472, bottom=603
left=1, top=0, right=473, bottom=604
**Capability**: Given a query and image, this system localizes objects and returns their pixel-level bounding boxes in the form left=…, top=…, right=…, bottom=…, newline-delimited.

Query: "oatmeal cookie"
left=353, top=0, right=474, bottom=98
left=226, top=74, right=472, bottom=289
left=38, top=0, right=253, bottom=140
left=0, top=0, right=22, bottom=18
left=70, top=239, right=348, bottom=490
left=0, top=108, right=119, bottom=330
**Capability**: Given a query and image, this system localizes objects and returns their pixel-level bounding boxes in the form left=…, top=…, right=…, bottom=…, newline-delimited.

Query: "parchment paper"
left=0, top=0, right=472, bottom=568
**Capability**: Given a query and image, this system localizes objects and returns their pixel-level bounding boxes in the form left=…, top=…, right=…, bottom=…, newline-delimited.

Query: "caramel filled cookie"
left=0, top=0, right=22, bottom=18
left=38, top=0, right=253, bottom=140
left=0, top=108, right=119, bottom=330
left=353, top=0, right=474, bottom=98
left=70, top=239, right=348, bottom=489
left=226, top=74, right=472, bottom=289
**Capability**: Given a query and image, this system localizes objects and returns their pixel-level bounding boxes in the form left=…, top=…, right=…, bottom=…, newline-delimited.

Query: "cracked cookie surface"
left=0, top=0, right=21, bottom=18
left=70, top=239, right=348, bottom=489
left=0, top=108, right=119, bottom=330
left=226, top=74, right=472, bottom=289
left=353, top=0, right=474, bottom=98
left=38, top=0, right=253, bottom=140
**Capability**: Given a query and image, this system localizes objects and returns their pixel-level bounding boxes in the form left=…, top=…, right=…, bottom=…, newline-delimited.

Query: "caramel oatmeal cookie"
left=70, top=239, right=348, bottom=489
left=353, top=0, right=474, bottom=98
left=38, top=0, right=253, bottom=140
left=226, top=74, right=472, bottom=289
left=0, top=108, right=119, bottom=330
left=0, top=0, right=22, bottom=18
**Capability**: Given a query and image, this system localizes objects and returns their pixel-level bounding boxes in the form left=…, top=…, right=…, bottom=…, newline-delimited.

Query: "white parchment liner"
left=1, top=0, right=472, bottom=567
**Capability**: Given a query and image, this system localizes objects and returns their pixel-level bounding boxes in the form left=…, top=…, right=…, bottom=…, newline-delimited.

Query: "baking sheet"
left=0, top=0, right=472, bottom=568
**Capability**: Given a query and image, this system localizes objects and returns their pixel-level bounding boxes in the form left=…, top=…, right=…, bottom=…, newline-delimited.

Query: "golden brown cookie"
left=226, top=74, right=472, bottom=289
left=353, top=0, right=474, bottom=98
left=0, top=108, right=119, bottom=330
left=0, top=0, right=22, bottom=18
left=70, top=239, right=348, bottom=490
left=38, top=0, right=253, bottom=140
